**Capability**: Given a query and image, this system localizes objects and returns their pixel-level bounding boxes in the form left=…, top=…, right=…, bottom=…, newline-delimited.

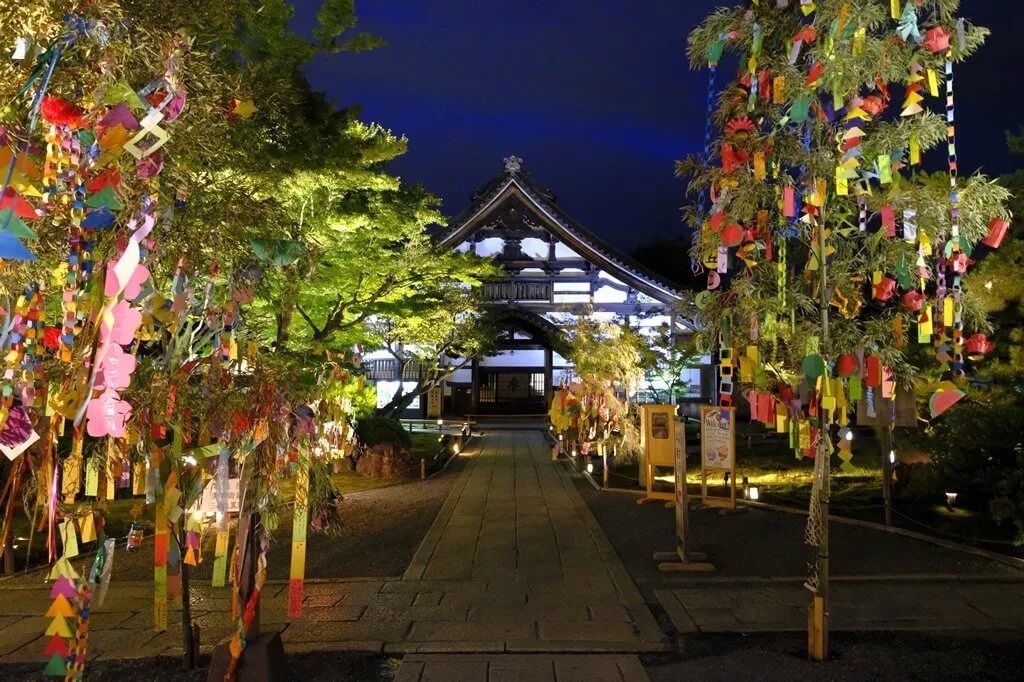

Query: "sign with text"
left=427, top=387, right=442, bottom=418
left=700, top=406, right=736, bottom=508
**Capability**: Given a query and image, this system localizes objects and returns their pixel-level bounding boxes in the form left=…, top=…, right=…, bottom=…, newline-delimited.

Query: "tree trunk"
left=275, top=276, right=299, bottom=348
left=377, top=386, right=422, bottom=419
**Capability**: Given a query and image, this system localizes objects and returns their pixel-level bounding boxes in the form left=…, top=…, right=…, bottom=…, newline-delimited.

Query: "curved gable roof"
left=436, top=157, right=682, bottom=304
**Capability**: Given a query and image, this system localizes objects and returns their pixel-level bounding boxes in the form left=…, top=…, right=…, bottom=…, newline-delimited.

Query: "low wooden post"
left=420, top=458, right=426, bottom=480
left=601, top=442, right=608, bottom=489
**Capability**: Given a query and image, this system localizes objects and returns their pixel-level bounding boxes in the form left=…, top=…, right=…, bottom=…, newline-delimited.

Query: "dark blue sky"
left=293, top=1, right=1022, bottom=251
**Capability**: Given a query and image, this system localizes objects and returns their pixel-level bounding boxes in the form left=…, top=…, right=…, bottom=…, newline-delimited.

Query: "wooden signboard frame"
left=638, top=405, right=676, bottom=504
left=700, top=405, right=736, bottom=509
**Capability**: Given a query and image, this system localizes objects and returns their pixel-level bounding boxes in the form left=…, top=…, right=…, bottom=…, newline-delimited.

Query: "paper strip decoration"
left=288, top=460, right=310, bottom=618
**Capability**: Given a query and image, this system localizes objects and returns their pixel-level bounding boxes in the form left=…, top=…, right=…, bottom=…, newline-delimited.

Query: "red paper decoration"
left=983, top=218, right=1009, bottom=249
left=40, top=96, right=85, bottom=127
left=964, top=334, right=994, bottom=355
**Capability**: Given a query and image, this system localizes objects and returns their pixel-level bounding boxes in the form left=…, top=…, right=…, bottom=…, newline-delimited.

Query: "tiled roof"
left=436, top=157, right=682, bottom=303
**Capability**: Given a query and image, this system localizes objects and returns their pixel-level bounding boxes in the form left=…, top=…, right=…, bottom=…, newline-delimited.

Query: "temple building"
left=366, top=157, right=706, bottom=418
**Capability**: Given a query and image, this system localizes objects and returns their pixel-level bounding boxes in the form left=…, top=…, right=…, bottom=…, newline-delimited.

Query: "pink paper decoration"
left=95, top=345, right=137, bottom=391
left=86, top=390, right=132, bottom=438
left=101, top=301, right=143, bottom=346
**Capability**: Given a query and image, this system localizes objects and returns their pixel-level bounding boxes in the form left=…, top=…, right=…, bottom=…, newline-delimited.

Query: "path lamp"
left=945, top=492, right=958, bottom=509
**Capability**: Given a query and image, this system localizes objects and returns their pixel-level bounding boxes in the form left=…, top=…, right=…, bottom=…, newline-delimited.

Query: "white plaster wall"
left=520, top=237, right=548, bottom=259
left=475, top=237, right=504, bottom=257
left=480, top=349, right=546, bottom=367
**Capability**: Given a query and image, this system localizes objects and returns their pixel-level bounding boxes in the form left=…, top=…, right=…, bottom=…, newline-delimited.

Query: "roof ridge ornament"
left=503, top=155, right=523, bottom=174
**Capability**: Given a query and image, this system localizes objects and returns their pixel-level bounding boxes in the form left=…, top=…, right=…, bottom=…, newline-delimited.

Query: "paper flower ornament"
left=86, top=389, right=132, bottom=438
left=40, top=96, right=85, bottom=127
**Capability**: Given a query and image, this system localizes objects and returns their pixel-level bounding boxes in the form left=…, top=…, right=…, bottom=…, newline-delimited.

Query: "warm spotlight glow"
left=748, top=486, right=760, bottom=501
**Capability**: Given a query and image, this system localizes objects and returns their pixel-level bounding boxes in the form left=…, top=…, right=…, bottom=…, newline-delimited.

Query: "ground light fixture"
left=586, top=461, right=594, bottom=474
left=946, top=491, right=959, bottom=508
left=748, top=486, right=760, bottom=501
left=889, top=450, right=896, bottom=464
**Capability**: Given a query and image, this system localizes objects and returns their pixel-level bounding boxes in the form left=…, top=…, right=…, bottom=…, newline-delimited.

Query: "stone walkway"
left=657, top=578, right=1024, bottom=634
left=0, top=430, right=663, bottom=676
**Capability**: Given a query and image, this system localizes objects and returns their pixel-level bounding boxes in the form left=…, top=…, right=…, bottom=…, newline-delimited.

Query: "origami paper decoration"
left=983, top=218, right=1009, bottom=249
left=897, top=3, right=922, bottom=44
left=85, top=168, right=120, bottom=193
left=721, top=223, right=743, bottom=247
left=227, top=98, right=257, bottom=119
left=964, top=333, right=994, bottom=355
left=123, top=109, right=169, bottom=159
left=98, top=102, right=141, bottom=131
left=872, top=276, right=897, bottom=302
left=40, top=96, right=85, bottom=127
left=929, top=384, right=965, bottom=417
left=802, top=354, right=825, bottom=381
left=836, top=354, right=858, bottom=377
left=902, top=290, right=924, bottom=312
left=923, top=26, right=951, bottom=53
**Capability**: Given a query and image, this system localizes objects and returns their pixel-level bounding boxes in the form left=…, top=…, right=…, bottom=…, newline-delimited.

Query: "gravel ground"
left=644, top=631, right=1022, bottom=681
left=1, top=457, right=463, bottom=586
left=571, top=468, right=1017, bottom=603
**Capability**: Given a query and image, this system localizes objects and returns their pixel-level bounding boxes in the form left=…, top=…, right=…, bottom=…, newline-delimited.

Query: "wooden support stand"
left=654, top=413, right=715, bottom=572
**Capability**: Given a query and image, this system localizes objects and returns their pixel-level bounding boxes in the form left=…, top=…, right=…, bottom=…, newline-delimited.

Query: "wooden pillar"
left=543, top=347, right=553, bottom=407
left=471, top=358, right=480, bottom=415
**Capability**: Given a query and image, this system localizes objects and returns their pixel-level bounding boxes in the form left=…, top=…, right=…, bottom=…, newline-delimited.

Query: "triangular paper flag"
left=184, top=547, right=197, bottom=566
left=0, top=188, right=36, bottom=219
left=45, top=614, right=73, bottom=637
left=43, top=633, right=70, bottom=657
left=101, top=81, right=147, bottom=111
left=0, top=208, right=37, bottom=238
left=84, top=185, right=123, bottom=211
left=0, top=230, right=37, bottom=261
left=45, top=594, right=75, bottom=618
left=81, top=207, right=116, bottom=229
left=48, top=557, right=79, bottom=581
left=43, top=652, right=68, bottom=676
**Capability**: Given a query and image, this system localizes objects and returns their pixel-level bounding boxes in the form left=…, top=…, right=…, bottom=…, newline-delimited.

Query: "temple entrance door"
left=477, top=368, right=547, bottom=415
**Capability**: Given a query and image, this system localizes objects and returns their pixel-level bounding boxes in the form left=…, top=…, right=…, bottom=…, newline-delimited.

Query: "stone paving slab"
left=394, top=653, right=649, bottom=682
left=657, top=580, right=1024, bottom=634
left=0, top=431, right=666, bottom=664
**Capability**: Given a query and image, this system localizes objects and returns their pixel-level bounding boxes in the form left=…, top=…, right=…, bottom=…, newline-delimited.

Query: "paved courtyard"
left=2, top=429, right=1024, bottom=681
left=0, top=430, right=663, bottom=679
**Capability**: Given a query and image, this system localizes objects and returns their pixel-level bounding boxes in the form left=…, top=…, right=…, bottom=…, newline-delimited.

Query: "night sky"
left=292, top=1, right=1022, bottom=252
